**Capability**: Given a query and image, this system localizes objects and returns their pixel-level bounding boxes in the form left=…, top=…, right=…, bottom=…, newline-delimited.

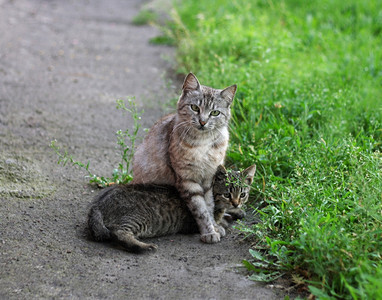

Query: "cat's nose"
left=232, top=200, right=239, bottom=208
left=199, top=120, right=207, bottom=126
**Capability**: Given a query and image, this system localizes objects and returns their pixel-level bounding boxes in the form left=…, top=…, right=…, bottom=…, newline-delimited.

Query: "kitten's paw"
left=214, top=225, right=226, bottom=237
left=223, top=213, right=233, bottom=223
left=217, top=218, right=230, bottom=230
left=226, top=208, right=246, bottom=220
left=145, top=243, right=158, bottom=251
left=200, top=232, right=221, bottom=244
left=137, top=243, right=158, bottom=252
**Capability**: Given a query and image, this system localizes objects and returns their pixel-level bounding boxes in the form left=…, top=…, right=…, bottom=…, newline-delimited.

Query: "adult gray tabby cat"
left=132, top=73, right=237, bottom=244
left=88, top=165, right=255, bottom=253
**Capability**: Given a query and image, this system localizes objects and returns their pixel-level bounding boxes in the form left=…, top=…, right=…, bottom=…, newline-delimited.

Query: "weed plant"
left=51, top=98, right=142, bottom=187
left=132, top=9, right=158, bottom=26
left=168, top=0, right=382, bottom=298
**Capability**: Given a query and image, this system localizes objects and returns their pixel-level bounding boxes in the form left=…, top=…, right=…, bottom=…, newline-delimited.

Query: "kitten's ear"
left=242, top=164, right=256, bottom=186
left=220, top=84, right=237, bottom=104
left=182, top=73, right=201, bottom=92
left=215, top=165, right=227, bottom=180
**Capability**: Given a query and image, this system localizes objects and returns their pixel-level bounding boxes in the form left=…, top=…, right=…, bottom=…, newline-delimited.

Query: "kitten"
left=132, top=73, right=237, bottom=244
left=214, top=164, right=257, bottom=228
left=88, top=165, right=249, bottom=253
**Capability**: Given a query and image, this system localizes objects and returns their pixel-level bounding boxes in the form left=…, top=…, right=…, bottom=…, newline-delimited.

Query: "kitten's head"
left=213, top=164, right=257, bottom=211
left=177, top=73, right=237, bottom=133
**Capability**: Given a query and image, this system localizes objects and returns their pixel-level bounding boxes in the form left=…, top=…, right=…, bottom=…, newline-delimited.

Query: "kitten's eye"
left=240, top=192, right=247, bottom=198
left=210, top=110, right=220, bottom=116
left=190, top=104, right=200, bottom=112
left=223, top=193, right=231, bottom=198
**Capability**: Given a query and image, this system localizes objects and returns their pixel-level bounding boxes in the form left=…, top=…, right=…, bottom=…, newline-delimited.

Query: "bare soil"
left=0, top=0, right=288, bottom=299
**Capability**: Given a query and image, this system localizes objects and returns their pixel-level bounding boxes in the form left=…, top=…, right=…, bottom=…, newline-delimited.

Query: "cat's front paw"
left=226, top=208, right=246, bottom=220
left=214, top=224, right=226, bottom=237
left=142, top=243, right=158, bottom=252
left=200, top=231, right=221, bottom=244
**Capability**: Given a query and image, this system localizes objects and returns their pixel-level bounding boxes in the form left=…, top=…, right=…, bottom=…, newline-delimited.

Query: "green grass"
left=167, top=0, right=382, bottom=298
left=132, top=9, right=158, bottom=26
left=149, top=34, right=175, bottom=46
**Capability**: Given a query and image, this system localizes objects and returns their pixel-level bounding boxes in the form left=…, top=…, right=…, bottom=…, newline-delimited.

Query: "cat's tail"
left=88, top=206, right=111, bottom=241
left=110, top=230, right=158, bottom=253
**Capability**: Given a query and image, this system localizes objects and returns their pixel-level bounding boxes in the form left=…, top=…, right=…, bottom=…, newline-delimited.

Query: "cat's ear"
left=242, top=164, right=256, bottom=186
left=182, top=73, right=201, bottom=92
left=215, top=165, right=227, bottom=180
left=220, top=84, right=237, bottom=104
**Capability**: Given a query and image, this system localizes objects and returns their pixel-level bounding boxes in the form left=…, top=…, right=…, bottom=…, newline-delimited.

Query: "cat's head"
left=212, top=164, right=257, bottom=211
left=177, top=73, right=237, bottom=133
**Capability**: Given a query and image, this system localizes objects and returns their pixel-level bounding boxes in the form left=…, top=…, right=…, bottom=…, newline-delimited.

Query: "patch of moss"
left=0, top=155, right=55, bottom=199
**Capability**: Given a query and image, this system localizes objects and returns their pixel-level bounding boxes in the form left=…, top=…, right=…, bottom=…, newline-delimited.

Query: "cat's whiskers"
left=171, top=121, right=188, bottom=136
left=171, top=122, right=191, bottom=144
left=179, top=126, right=193, bottom=145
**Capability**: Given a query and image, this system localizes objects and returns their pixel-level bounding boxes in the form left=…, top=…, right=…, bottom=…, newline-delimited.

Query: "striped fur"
left=214, top=164, right=257, bottom=227
left=88, top=166, right=244, bottom=253
left=132, top=73, right=237, bottom=243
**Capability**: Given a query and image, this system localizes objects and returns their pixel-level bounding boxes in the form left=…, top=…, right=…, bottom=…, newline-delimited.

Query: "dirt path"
left=0, top=1, right=284, bottom=299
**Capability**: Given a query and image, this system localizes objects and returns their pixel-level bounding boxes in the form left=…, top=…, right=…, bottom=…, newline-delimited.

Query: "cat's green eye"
left=190, top=104, right=200, bottom=112
left=210, top=110, right=220, bottom=116
left=223, top=193, right=231, bottom=198
left=240, top=192, right=247, bottom=198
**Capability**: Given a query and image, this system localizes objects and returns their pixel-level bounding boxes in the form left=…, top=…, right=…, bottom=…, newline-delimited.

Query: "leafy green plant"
left=114, top=98, right=142, bottom=184
left=242, top=239, right=291, bottom=283
left=51, top=98, right=142, bottom=187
